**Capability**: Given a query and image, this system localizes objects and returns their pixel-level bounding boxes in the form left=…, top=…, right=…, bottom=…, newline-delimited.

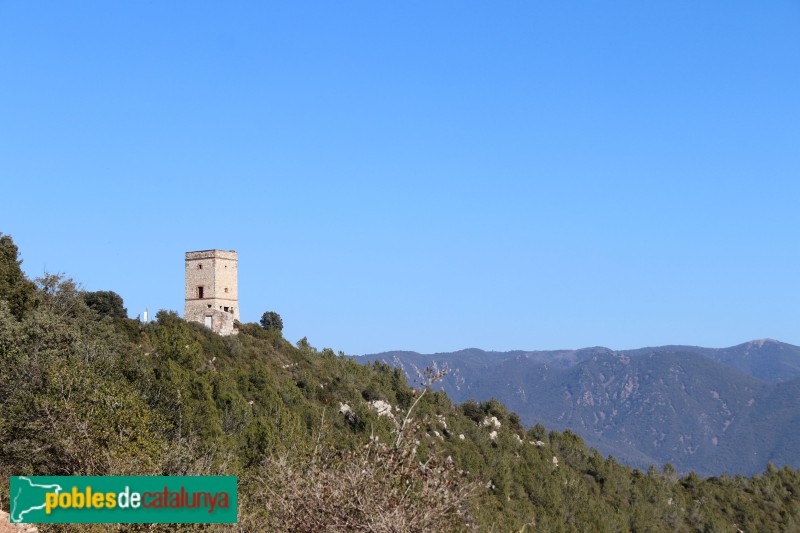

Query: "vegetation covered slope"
left=2, top=233, right=800, bottom=532
left=366, top=344, right=800, bottom=476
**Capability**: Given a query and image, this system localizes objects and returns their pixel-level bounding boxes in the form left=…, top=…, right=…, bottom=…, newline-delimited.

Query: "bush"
left=461, top=400, right=484, bottom=423
left=242, top=427, right=476, bottom=532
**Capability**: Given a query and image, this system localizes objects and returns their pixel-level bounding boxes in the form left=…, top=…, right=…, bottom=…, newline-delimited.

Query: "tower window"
left=224, top=288, right=229, bottom=293
left=224, top=306, right=229, bottom=312
left=198, top=264, right=203, bottom=270
left=197, top=286, right=204, bottom=298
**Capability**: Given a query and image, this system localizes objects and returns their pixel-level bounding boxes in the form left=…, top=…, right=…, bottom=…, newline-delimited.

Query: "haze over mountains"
left=362, top=339, right=800, bottom=476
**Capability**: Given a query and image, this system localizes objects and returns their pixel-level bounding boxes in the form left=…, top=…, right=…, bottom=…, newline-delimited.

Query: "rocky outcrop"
left=0, top=510, right=38, bottom=533
left=481, top=416, right=501, bottom=429
left=369, top=400, right=395, bottom=420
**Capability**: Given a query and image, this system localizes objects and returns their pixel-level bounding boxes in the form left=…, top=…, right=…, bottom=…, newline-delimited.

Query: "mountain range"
left=362, top=339, right=800, bottom=476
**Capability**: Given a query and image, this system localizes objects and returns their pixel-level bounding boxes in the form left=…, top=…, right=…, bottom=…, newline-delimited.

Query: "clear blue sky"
left=2, top=2, right=799, bottom=355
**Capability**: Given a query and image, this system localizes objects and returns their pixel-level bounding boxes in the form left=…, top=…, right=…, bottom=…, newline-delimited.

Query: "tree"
left=0, top=233, right=37, bottom=319
left=260, top=311, right=283, bottom=332
left=83, top=290, right=127, bottom=318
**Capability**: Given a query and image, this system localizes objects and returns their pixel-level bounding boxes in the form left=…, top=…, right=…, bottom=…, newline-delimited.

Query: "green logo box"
left=9, top=476, right=237, bottom=524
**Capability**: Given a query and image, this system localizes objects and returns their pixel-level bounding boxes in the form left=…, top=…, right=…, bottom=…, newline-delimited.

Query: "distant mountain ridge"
left=622, top=339, right=800, bottom=382
left=361, top=339, right=800, bottom=476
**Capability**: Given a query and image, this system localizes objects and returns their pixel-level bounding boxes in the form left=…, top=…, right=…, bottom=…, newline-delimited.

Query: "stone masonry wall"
left=185, top=250, right=239, bottom=335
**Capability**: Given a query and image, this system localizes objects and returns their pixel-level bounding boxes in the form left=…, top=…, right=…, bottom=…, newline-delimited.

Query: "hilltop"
left=2, top=233, right=800, bottom=531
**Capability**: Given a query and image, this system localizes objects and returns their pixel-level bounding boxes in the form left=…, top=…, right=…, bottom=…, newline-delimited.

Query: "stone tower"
left=184, top=250, right=239, bottom=335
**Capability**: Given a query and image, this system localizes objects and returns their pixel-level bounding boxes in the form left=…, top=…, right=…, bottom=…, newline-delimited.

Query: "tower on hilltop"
left=184, top=249, right=239, bottom=335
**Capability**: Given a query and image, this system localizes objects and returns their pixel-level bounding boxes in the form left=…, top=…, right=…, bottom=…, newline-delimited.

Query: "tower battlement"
left=184, top=249, right=239, bottom=335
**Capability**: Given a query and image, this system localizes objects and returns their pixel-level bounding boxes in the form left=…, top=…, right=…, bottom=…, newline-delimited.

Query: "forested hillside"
left=2, top=233, right=800, bottom=532
left=366, top=345, right=800, bottom=476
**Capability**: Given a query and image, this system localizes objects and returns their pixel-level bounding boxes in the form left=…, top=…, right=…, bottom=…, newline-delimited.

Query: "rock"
left=489, top=430, right=498, bottom=441
left=481, top=416, right=501, bottom=429
left=0, top=510, right=39, bottom=532
left=369, top=400, right=395, bottom=419
left=338, top=402, right=357, bottom=423
left=552, top=456, right=559, bottom=467
left=459, top=434, right=466, bottom=441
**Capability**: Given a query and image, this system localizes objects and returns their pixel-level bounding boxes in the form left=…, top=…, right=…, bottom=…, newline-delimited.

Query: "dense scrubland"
left=1, top=234, right=800, bottom=532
